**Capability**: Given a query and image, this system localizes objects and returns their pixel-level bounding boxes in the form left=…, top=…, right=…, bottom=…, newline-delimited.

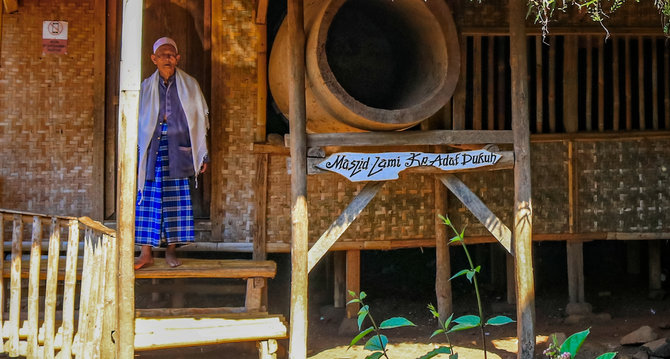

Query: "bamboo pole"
left=453, top=35, right=467, bottom=129
left=585, top=36, right=592, bottom=132
left=598, top=39, right=605, bottom=132
left=638, top=37, right=645, bottom=130
left=651, top=39, right=658, bottom=130
left=8, top=215, right=22, bottom=357
left=613, top=38, right=620, bottom=131
left=287, top=0, right=308, bottom=357
left=496, top=37, right=506, bottom=130
left=117, top=0, right=142, bottom=357
left=59, top=220, right=80, bottom=358
left=564, top=36, right=578, bottom=133
left=625, top=37, right=632, bottom=130
left=510, top=0, right=536, bottom=357
left=487, top=37, right=495, bottom=130
left=43, top=218, right=60, bottom=359
left=535, top=36, right=543, bottom=133
left=0, top=214, right=4, bottom=353
left=101, top=233, right=118, bottom=359
left=665, top=43, right=670, bottom=129
left=473, top=36, right=482, bottom=130
left=26, top=216, right=42, bottom=358
left=74, top=231, right=94, bottom=356
left=256, top=20, right=268, bottom=143
left=548, top=36, right=556, bottom=133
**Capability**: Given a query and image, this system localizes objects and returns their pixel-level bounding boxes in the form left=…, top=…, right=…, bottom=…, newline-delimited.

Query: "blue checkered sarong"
left=135, top=121, right=194, bottom=247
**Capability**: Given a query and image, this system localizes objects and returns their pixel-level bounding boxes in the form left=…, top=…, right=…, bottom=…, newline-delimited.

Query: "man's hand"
left=200, top=163, right=208, bottom=174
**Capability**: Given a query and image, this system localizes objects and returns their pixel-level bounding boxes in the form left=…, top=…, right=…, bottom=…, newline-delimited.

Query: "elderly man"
left=135, top=37, right=209, bottom=269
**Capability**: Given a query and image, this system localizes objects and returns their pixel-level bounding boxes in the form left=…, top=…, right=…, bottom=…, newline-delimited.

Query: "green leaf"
left=485, top=315, right=515, bottom=326
left=349, top=326, right=374, bottom=347
left=358, top=305, right=369, bottom=316
left=366, top=352, right=384, bottom=359
left=449, top=269, right=470, bottom=281
left=447, top=322, right=479, bottom=332
left=595, top=353, right=617, bottom=359
left=450, top=354, right=458, bottom=359
left=465, top=269, right=477, bottom=282
left=449, top=235, right=462, bottom=244
left=427, top=303, right=439, bottom=318
left=417, top=346, right=452, bottom=359
left=364, top=334, right=388, bottom=351
left=365, top=352, right=384, bottom=359
left=429, top=328, right=445, bottom=338
left=442, top=313, right=454, bottom=331
left=438, top=214, right=451, bottom=226
left=360, top=291, right=367, bottom=300
left=380, top=317, right=415, bottom=329
left=453, top=314, right=480, bottom=326
left=348, top=290, right=357, bottom=298
left=560, top=328, right=590, bottom=357
left=357, top=306, right=369, bottom=330
left=347, top=298, right=361, bottom=305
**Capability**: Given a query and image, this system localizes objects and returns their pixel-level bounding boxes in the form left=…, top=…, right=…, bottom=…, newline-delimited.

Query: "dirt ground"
left=135, top=285, right=670, bottom=358
left=136, top=247, right=670, bottom=358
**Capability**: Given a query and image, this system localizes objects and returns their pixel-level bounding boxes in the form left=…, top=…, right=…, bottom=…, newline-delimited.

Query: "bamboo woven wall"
left=0, top=1, right=102, bottom=217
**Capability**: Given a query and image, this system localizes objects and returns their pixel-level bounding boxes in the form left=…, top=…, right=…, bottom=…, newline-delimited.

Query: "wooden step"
left=134, top=313, right=288, bottom=351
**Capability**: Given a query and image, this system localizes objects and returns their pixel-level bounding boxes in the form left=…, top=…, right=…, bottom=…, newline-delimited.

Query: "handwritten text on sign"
left=316, top=150, right=502, bottom=182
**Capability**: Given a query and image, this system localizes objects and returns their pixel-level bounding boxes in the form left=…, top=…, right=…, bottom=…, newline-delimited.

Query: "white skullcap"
left=152, top=37, right=178, bottom=54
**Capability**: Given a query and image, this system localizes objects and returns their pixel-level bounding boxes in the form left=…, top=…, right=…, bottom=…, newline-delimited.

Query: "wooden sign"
left=316, top=150, right=502, bottom=182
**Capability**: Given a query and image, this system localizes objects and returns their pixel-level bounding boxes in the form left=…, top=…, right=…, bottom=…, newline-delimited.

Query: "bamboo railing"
left=0, top=209, right=117, bottom=358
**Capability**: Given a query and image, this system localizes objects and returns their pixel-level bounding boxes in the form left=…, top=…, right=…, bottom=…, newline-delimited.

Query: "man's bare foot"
left=134, top=245, right=154, bottom=270
left=165, top=244, right=182, bottom=268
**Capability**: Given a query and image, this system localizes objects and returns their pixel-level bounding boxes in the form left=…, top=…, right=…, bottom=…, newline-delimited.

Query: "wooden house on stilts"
left=0, top=0, right=669, bottom=357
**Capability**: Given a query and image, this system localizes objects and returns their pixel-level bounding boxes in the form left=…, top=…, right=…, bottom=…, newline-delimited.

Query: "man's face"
left=151, top=44, right=180, bottom=79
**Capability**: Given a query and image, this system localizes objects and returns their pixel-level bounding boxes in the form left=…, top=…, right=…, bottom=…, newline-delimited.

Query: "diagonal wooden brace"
left=438, top=174, right=513, bottom=254
left=307, top=181, right=385, bottom=272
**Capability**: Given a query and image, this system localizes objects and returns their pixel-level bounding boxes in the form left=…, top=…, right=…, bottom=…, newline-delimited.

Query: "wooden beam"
left=345, top=250, right=360, bottom=319
left=210, top=0, right=225, bottom=242
left=535, top=36, right=543, bottom=133
left=287, top=0, right=308, bottom=357
left=253, top=154, right=269, bottom=261
left=255, top=0, right=268, bottom=24
left=293, top=130, right=514, bottom=147
left=453, top=35, right=467, bottom=130
left=255, top=21, right=268, bottom=142
left=510, top=0, right=536, bottom=356
left=117, top=0, right=143, bottom=356
left=438, top=174, right=512, bottom=253
left=307, top=182, right=384, bottom=272
left=333, top=252, right=346, bottom=308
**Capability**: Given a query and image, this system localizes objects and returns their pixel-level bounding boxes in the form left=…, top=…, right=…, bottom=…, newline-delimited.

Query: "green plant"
left=348, top=290, right=417, bottom=359
left=543, top=329, right=617, bottom=359
left=437, top=215, right=515, bottom=359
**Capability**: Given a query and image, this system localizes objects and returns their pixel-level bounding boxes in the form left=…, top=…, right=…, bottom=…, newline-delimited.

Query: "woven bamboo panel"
left=266, top=156, right=435, bottom=244
left=212, top=0, right=259, bottom=243
left=0, top=1, right=100, bottom=216
left=577, top=139, right=670, bottom=232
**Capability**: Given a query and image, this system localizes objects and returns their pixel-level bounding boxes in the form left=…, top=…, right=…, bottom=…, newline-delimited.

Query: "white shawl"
left=137, top=68, right=209, bottom=193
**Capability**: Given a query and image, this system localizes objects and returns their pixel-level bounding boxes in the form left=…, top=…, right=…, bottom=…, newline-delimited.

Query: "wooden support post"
left=346, top=250, right=361, bottom=319
left=651, top=39, right=658, bottom=130
left=626, top=241, right=641, bottom=275
left=585, top=36, right=592, bottom=132
left=92, top=0, right=106, bottom=221
left=453, top=35, right=467, bottom=129
left=510, top=0, right=535, bottom=356
left=435, top=173, right=452, bottom=318
left=506, top=252, right=516, bottom=304
left=287, top=0, right=309, bottom=357
left=566, top=242, right=585, bottom=303
left=535, top=36, right=544, bottom=133
left=598, top=38, right=605, bottom=132
left=625, top=37, right=632, bottom=130
left=648, top=240, right=664, bottom=299
left=117, top=0, right=143, bottom=357
left=638, top=37, right=646, bottom=130
left=333, top=251, right=346, bottom=308
left=548, top=36, right=556, bottom=133
left=613, top=38, right=621, bottom=131
left=8, top=215, right=22, bottom=357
